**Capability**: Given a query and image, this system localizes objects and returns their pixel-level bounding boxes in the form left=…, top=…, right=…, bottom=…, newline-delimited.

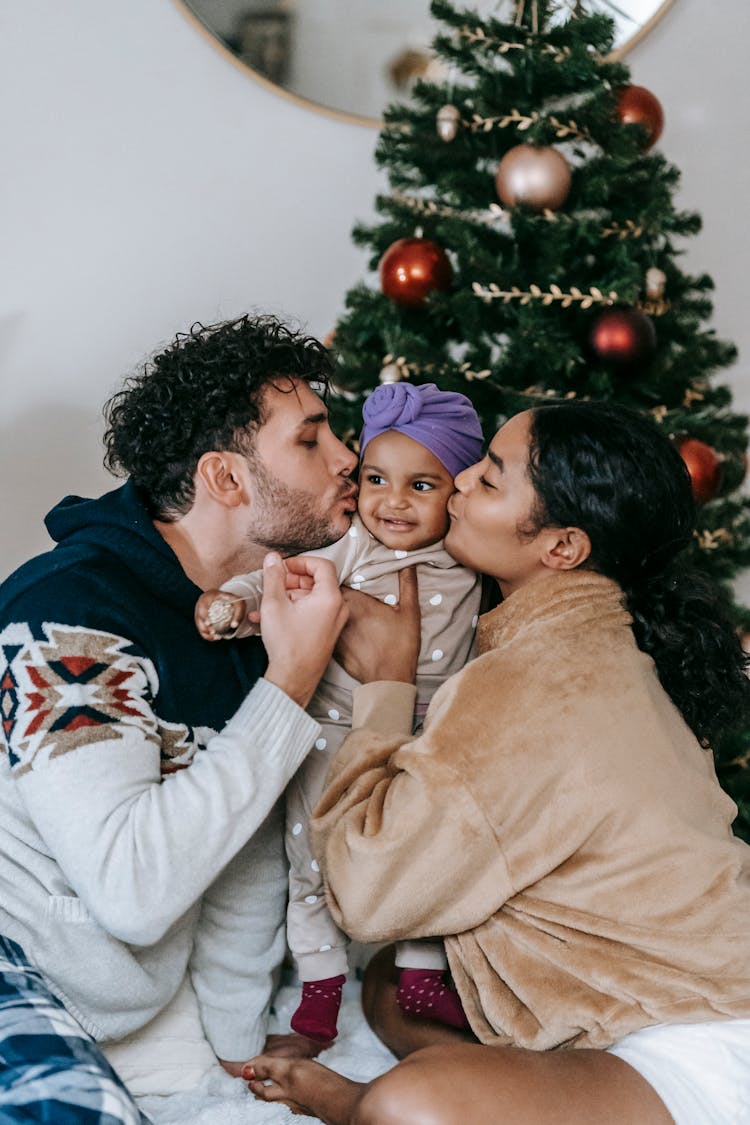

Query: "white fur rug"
left=136, top=980, right=397, bottom=1124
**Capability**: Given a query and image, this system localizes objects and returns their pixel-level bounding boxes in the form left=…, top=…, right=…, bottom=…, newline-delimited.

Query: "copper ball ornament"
left=495, top=144, right=572, bottom=212
left=616, top=85, right=664, bottom=149
left=588, top=306, right=656, bottom=367
left=379, top=237, right=452, bottom=308
left=676, top=436, right=722, bottom=505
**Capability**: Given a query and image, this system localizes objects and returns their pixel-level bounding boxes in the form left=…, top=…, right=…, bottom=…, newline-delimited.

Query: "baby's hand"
left=195, top=589, right=244, bottom=641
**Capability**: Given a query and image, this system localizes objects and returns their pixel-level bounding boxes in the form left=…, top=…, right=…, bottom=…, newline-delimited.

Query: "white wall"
left=2, top=0, right=749, bottom=591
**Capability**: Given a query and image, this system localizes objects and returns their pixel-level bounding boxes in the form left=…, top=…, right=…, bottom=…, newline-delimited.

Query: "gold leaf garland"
left=601, top=220, right=646, bottom=240
left=640, top=298, right=671, bottom=317
left=469, top=108, right=592, bottom=143
left=683, top=386, right=706, bottom=408
left=381, top=354, right=492, bottom=382
left=386, top=193, right=656, bottom=243
left=472, top=281, right=618, bottom=309
left=695, top=528, right=734, bottom=551
left=459, top=25, right=571, bottom=63
left=472, top=281, right=671, bottom=315
left=387, top=192, right=510, bottom=227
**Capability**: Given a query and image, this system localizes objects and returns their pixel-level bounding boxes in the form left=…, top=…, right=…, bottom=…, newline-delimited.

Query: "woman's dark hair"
left=103, top=314, right=334, bottom=520
left=526, top=400, right=750, bottom=749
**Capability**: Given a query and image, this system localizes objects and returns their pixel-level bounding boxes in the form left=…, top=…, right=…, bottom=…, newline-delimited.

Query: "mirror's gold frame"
left=174, top=0, right=677, bottom=129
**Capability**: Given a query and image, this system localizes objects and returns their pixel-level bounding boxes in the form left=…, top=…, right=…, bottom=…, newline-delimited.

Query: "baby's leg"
left=394, top=940, right=470, bottom=1030
left=286, top=703, right=350, bottom=1041
left=395, top=940, right=448, bottom=971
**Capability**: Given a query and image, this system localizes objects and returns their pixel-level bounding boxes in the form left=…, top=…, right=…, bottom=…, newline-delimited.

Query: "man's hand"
left=335, top=566, right=420, bottom=684
left=261, top=553, right=348, bottom=709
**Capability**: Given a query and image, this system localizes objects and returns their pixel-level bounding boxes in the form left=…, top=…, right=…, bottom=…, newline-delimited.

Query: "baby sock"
left=290, top=974, right=346, bottom=1043
left=396, top=968, right=470, bottom=1030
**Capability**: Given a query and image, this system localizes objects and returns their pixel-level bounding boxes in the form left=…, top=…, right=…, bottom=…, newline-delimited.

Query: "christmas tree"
left=327, top=0, right=750, bottom=839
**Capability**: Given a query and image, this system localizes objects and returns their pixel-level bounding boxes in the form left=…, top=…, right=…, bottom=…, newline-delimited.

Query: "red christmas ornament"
left=380, top=237, right=452, bottom=308
left=588, top=306, right=656, bottom=367
left=616, top=85, right=664, bottom=150
left=676, top=436, right=722, bottom=504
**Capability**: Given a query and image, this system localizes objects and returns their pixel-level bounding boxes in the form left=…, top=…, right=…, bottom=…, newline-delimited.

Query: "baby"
left=195, top=382, right=483, bottom=1042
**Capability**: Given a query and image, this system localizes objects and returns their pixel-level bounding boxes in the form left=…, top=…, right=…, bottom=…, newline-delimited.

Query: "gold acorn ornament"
left=645, top=267, right=667, bottom=301
left=436, top=104, right=461, bottom=142
left=379, top=363, right=403, bottom=384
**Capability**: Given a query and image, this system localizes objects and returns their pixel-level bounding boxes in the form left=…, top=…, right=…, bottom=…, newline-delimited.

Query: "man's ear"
left=195, top=452, right=248, bottom=509
left=540, top=526, right=591, bottom=572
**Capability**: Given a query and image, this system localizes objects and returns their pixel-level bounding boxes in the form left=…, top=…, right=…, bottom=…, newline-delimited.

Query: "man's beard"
left=246, top=458, right=349, bottom=554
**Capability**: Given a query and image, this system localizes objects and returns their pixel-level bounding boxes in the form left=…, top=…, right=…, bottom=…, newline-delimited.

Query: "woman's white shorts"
left=607, top=1017, right=750, bottom=1125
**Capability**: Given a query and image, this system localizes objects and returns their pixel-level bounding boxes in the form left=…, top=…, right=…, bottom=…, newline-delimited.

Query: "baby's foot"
left=396, top=967, right=470, bottom=1030
left=290, top=974, right=346, bottom=1043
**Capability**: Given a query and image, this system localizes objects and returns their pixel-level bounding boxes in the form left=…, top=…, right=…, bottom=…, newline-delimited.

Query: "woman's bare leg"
left=246, top=945, right=472, bottom=1121
left=245, top=1055, right=363, bottom=1125
left=248, top=946, right=673, bottom=1125
left=361, top=945, right=477, bottom=1059
left=247, top=1039, right=673, bottom=1125
left=353, top=1043, right=675, bottom=1125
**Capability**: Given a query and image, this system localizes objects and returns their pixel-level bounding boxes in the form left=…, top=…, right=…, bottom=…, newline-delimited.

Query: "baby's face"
left=358, top=430, right=455, bottom=551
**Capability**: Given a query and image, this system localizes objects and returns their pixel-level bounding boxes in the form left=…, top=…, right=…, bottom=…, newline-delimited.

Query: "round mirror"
left=177, top=1, right=676, bottom=126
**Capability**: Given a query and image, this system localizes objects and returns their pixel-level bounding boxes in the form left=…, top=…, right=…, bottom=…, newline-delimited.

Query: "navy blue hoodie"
left=0, top=481, right=267, bottom=769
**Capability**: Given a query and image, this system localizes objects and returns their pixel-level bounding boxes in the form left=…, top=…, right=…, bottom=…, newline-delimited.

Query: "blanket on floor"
left=137, top=980, right=397, bottom=1124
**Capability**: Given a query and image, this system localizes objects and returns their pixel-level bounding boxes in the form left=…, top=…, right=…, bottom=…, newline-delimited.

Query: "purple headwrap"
left=359, top=382, right=484, bottom=479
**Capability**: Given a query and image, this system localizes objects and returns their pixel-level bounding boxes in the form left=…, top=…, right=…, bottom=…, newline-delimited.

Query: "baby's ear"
left=541, top=526, right=591, bottom=572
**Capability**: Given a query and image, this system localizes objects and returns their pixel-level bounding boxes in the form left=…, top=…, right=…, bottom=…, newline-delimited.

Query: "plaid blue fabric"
left=0, top=935, right=150, bottom=1124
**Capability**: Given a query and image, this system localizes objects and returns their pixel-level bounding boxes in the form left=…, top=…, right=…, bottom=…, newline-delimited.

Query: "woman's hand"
left=261, top=553, right=348, bottom=708
left=335, top=567, right=420, bottom=684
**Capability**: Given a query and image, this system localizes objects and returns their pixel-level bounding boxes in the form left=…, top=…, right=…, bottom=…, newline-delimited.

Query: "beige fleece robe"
left=312, top=570, right=750, bottom=1050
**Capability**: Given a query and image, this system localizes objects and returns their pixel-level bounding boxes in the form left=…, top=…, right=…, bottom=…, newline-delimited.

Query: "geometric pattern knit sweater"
left=0, top=481, right=320, bottom=1059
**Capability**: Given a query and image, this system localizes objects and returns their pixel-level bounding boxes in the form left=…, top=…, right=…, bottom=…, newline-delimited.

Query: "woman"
left=247, top=402, right=750, bottom=1124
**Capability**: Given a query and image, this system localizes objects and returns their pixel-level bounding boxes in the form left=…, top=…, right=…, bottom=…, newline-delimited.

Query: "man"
left=0, top=314, right=358, bottom=1121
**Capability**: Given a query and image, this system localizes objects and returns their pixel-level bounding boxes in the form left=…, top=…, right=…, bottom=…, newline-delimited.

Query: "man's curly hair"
left=103, top=314, right=333, bottom=520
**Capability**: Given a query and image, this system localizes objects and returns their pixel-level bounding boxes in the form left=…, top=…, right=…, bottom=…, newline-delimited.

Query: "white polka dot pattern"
left=328, top=708, right=340, bottom=721
left=429, top=593, right=442, bottom=606
left=292, top=822, right=303, bottom=836
left=315, top=737, right=327, bottom=750
left=431, top=649, right=444, bottom=662
left=383, top=594, right=397, bottom=606
left=394, top=550, right=408, bottom=558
